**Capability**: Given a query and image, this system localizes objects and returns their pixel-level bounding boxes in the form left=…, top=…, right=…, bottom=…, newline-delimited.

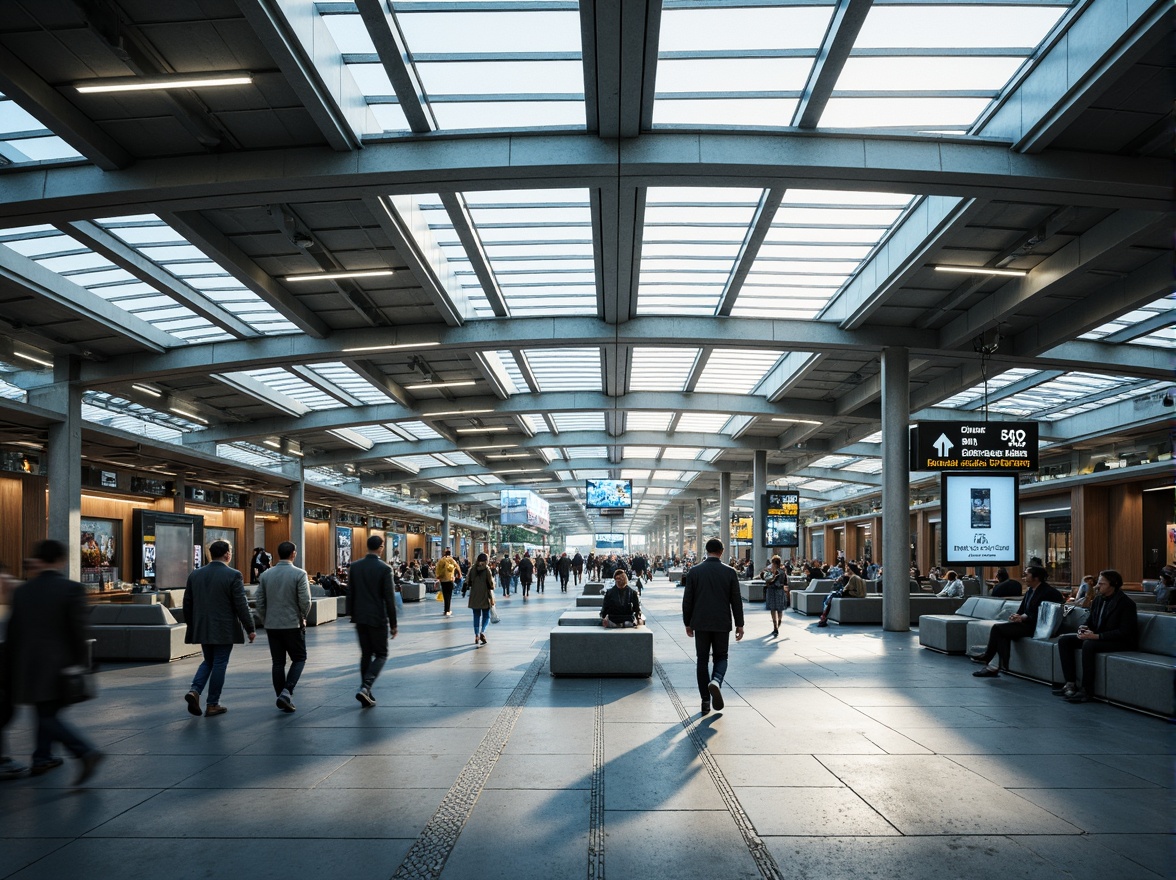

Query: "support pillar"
left=695, top=497, right=704, bottom=556
left=753, top=450, right=767, bottom=573
left=719, top=471, right=731, bottom=555
left=881, top=347, right=911, bottom=632
left=441, top=502, right=451, bottom=555
left=678, top=505, right=686, bottom=560
left=32, top=359, right=82, bottom=580
left=288, top=461, right=305, bottom=562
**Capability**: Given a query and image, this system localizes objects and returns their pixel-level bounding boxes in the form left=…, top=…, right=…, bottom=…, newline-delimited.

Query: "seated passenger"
left=600, top=570, right=642, bottom=628
left=937, top=570, right=965, bottom=598
left=972, top=565, right=1062, bottom=677
left=817, top=563, right=866, bottom=627
left=1153, top=567, right=1175, bottom=611
left=990, top=568, right=1022, bottom=597
left=1066, top=574, right=1097, bottom=607
left=1053, top=570, right=1138, bottom=703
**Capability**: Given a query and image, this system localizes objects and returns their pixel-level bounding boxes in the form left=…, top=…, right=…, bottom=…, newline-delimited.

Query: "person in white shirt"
left=937, top=570, right=965, bottom=598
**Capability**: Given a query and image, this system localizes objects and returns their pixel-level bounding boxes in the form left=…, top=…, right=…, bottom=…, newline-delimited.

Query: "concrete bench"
left=583, top=581, right=605, bottom=596
left=667, top=568, right=684, bottom=583
left=336, top=595, right=348, bottom=616
left=576, top=595, right=604, bottom=608
left=558, top=611, right=605, bottom=627
left=549, top=626, right=653, bottom=677
left=828, top=595, right=966, bottom=625
left=791, top=580, right=839, bottom=615
left=306, top=597, right=337, bottom=626
left=400, top=582, right=425, bottom=602
left=88, top=604, right=196, bottom=661
left=740, top=579, right=765, bottom=602
left=919, top=597, right=1018, bottom=654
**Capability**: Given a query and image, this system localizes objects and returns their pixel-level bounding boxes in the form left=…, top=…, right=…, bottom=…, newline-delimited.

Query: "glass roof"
left=675, top=412, right=733, bottom=433
left=629, top=348, right=700, bottom=392
left=941, top=370, right=1166, bottom=422
left=695, top=349, right=784, bottom=394
left=0, top=92, right=85, bottom=166
left=242, top=368, right=349, bottom=411
left=82, top=392, right=202, bottom=440
left=523, top=347, right=601, bottom=391
left=625, top=411, right=676, bottom=431
left=552, top=413, right=606, bottom=433
left=1079, top=294, right=1175, bottom=348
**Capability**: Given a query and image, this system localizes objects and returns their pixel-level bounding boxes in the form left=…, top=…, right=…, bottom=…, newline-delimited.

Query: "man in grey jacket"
left=682, top=538, right=744, bottom=716
left=183, top=541, right=255, bottom=717
left=256, top=541, right=312, bottom=712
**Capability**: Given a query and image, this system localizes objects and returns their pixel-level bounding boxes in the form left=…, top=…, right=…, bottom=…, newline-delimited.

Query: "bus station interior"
left=0, top=0, right=1172, bottom=878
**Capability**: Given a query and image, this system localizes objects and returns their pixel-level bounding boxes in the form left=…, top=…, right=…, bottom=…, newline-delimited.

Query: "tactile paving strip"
left=391, top=648, right=549, bottom=880
left=588, top=678, right=605, bottom=880
left=653, top=659, right=785, bottom=880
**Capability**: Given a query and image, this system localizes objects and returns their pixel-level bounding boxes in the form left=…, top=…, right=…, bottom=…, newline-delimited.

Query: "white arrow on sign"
left=933, top=433, right=954, bottom=457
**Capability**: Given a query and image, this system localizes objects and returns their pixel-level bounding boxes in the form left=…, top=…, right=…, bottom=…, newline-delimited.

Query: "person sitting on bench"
left=600, top=570, right=642, bottom=628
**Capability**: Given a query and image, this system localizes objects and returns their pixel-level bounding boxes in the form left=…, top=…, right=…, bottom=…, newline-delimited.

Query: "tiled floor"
left=1, top=576, right=1171, bottom=880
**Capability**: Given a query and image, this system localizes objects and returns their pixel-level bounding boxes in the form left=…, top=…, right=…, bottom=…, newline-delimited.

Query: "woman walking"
left=466, top=553, right=496, bottom=646
left=760, top=555, right=787, bottom=638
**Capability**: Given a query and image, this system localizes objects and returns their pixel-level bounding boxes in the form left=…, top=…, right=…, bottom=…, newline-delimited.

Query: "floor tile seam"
left=809, top=755, right=906, bottom=837
left=388, top=646, right=549, bottom=880
left=999, top=786, right=1098, bottom=834
left=589, top=679, right=605, bottom=880
left=1004, top=831, right=1166, bottom=879
left=652, top=658, right=786, bottom=880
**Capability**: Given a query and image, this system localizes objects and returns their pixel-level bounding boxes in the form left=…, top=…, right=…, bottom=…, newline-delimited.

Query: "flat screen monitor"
left=585, top=478, right=632, bottom=509
left=595, top=533, right=625, bottom=549
left=941, top=473, right=1019, bottom=566
left=762, top=491, right=800, bottom=548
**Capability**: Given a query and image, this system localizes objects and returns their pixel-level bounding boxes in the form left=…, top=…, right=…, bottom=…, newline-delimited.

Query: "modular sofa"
left=88, top=604, right=196, bottom=661
left=827, top=595, right=966, bottom=625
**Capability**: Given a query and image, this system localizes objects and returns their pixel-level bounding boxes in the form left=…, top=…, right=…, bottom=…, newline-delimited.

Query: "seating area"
left=827, top=595, right=967, bottom=625
left=87, top=604, right=196, bottom=661
left=919, top=599, right=1175, bottom=718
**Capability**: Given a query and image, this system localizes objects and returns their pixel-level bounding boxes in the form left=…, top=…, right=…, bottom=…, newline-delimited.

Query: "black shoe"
left=276, top=693, right=296, bottom=712
left=708, top=680, right=725, bottom=711
left=1066, top=692, right=1092, bottom=703
left=74, top=750, right=105, bottom=786
left=701, top=700, right=711, bottom=716
left=356, top=687, right=375, bottom=708
left=30, top=757, right=64, bottom=775
left=1051, top=684, right=1076, bottom=697
left=772, top=629, right=778, bottom=638
left=972, top=667, right=1000, bottom=678
left=816, top=619, right=828, bottom=628
left=0, top=757, right=27, bottom=780
left=185, top=690, right=203, bottom=717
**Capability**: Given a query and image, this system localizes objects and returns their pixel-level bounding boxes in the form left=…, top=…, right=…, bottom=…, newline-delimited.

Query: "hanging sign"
left=910, top=421, right=1038, bottom=471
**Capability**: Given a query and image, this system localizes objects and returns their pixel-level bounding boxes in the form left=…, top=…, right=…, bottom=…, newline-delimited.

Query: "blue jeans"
left=190, top=644, right=233, bottom=705
left=472, top=608, right=490, bottom=634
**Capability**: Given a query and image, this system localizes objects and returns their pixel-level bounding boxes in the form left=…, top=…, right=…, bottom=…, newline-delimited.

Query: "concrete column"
left=695, top=497, right=704, bottom=555
left=32, top=359, right=82, bottom=580
left=288, top=461, right=305, bottom=561
left=719, top=471, right=731, bottom=555
left=881, top=347, right=911, bottom=632
left=441, top=502, right=451, bottom=555
left=753, top=450, right=767, bottom=573
left=664, top=515, right=670, bottom=560
left=677, top=505, right=685, bottom=559
left=172, top=474, right=186, bottom=515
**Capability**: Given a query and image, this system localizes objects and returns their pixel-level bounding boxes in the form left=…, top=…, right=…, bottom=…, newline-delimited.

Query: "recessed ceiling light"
left=463, top=443, right=519, bottom=451
left=76, top=73, right=253, bottom=94
left=13, top=350, right=52, bottom=368
left=169, top=407, right=208, bottom=425
left=933, top=265, right=1026, bottom=278
left=771, top=417, right=823, bottom=426
left=283, top=269, right=395, bottom=282
left=405, top=380, right=477, bottom=391
left=456, top=426, right=512, bottom=434
left=423, top=408, right=492, bottom=417
left=340, top=341, right=440, bottom=353
left=132, top=383, right=162, bottom=397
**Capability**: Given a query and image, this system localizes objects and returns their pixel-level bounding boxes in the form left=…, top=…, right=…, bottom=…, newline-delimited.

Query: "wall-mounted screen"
left=585, top=478, right=632, bottom=509
left=595, top=533, right=625, bottom=549
left=941, top=473, right=1019, bottom=566
left=762, top=491, right=800, bottom=548
left=730, top=516, right=753, bottom=541
left=500, top=489, right=551, bottom=531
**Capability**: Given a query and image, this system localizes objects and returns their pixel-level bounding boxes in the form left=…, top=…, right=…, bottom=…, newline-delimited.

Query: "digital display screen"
left=941, top=474, right=1019, bottom=566
left=585, top=479, right=632, bottom=509
left=595, top=533, right=625, bottom=549
left=500, top=489, right=551, bottom=531
left=762, top=491, right=800, bottom=548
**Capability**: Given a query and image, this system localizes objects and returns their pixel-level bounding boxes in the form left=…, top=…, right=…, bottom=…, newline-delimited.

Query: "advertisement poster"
left=762, top=491, right=800, bottom=548
left=80, top=518, right=120, bottom=585
left=142, top=536, right=156, bottom=579
left=336, top=527, right=353, bottom=570
left=942, top=474, right=1019, bottom=566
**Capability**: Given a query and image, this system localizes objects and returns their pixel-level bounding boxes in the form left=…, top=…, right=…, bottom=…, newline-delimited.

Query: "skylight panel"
left=523, top=348, right=601, bottom=391
left=624, top=412, right=675, bottom=431
left=419, top=197, right=495, bottom=316
left=629, top=348, right=699, bottom=392
left=0, top=92, right=86, bottom=165
left=841, top=458, right=884, bottom=474
left=304, top=363, right=392, bottom=405
left=1079, top=295, right=1174, bottom=346
left=389, top=454, right=442, bottom=472
left=217, top=443, right=283, bottom=468
left=695, top=350, right=784, bottom=395
left=621, top=469, right=651, bottom=480
left=935, top=367, right=1039, bottom=408
left=660, top=447, right=706, bottom=460
left=735, top=189, right=914, bottom=319
left=675, top=413, right=732, bottom=433
left=521, top=414, right=550, bottom=434
left=638, top=188, right=762, bottom=315
left=351, top=425, right=404, bottom=445
left=798, top=479, right=843, bottom=493
left=552, top=413, right=606, bottom=433
left=623, top=447, right=661, bottom=460
left=811, top=455, right=855, bottom=468
left=242, top=368, right=346, bottom=411
left=0, top=376, right=26, bottom=401
left=854, top=5, right=1067, bottom=51
left=82, top=392, right=200, bottom=438
left=399, top=420, right=443, bottom=440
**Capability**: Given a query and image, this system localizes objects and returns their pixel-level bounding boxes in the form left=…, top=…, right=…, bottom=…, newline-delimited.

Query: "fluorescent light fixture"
left=405, top=380, right=476, bottom=391
left=485, top=452, right=531, bottom=460
left=1143, top=485, right=1176, bottom=493
left=76, top=73, right=253, bottom=94
left=456, top=426, right=512, bottom=434
left=283, top=269, right=395, bottom=282
left=263, top=440, right=281, bottom=449
left=327, top=428, right=374, bottom=451
left=463, top=443, right=519, bottom=451
left=132, top=383, right=162, bottom=398
left=771, top=417, right=823, bottom=426
left=169, top=407, right=208, bottom=425
left=494, top=468, right=542, bottom=474
left=340, top=341, right=440, bottom=354
left=289, top=448, right=303, bottom=457
left=13, top=350, right=52, bottom=367
left=423, top=408, right=492, bottom=418
left=934, top=265, right=1026, bottom=278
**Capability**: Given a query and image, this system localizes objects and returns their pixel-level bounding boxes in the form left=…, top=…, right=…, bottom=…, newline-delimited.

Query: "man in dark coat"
left=972, top=565, right=1062, bottom=677
left=183, top=540, right=255, bottom=717
left=1054, top=569, right=1139, bottom=703
left=682, top=538, right=744, bottom=716
left=517, top=552, right=534, bottom=598
left=346, top=534, right=397, bottom=708
left=571, top=551, right=584, bottom=586
left=555, top=552, right=572, bottom=592
left=7, top=539, right=104, bottom=783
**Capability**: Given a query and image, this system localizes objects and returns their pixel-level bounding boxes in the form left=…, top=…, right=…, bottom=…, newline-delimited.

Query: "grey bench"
left=576, top=595, right=604, bottom=608
left=791, top=580, right=839, bottom=615
left=919, top=597, right=1020, bottom=654
left=828, top=595, right=966, bottom=625
left=558, top=610, right=605, bottom=626
left=400, top=582, right=424, bottom=602
left=306, top=596, right=337, bottom=626
left=667, top=568, right=684, bottom=583
left=740, top=579, right=765, bottom=602
left=549, top=626, right=653, bottom=677
left=583, top=581, right=605, bottom=596
left=88, top=604, right=196, bottom=661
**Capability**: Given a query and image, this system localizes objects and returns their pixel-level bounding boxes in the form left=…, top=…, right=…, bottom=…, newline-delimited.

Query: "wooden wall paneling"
left=0, top=475, right=23, bottom=572
left=1109, top=484, right=1143, bottom=585
left=352, top=527, right=368, bottom=561
left=1070, top=485, right=1110, bottom=584
left=263, top=517, right=291, bottom=557
left=305, top=521, right=332, bottom=576
left=23, top=474, right=47, bottom=565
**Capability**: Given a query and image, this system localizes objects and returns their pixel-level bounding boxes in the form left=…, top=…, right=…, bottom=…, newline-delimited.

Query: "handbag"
left=490, top=603, right=500, bottom=624
left=1033, top=602, right=1065, bottom=639
left=59, top=665, right=96, bottom=704
left=435, top=588, right=445, bottom=602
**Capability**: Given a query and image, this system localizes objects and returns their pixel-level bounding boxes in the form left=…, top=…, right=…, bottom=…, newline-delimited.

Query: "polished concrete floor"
left=1, top=574, right=1172, bottom=880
